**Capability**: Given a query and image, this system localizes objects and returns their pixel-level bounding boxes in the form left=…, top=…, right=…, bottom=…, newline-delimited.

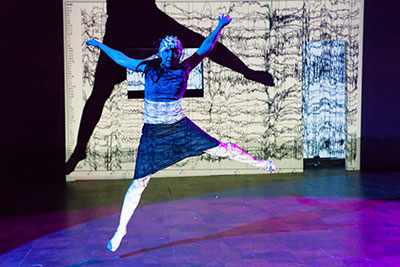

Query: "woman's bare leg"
left=107, top=175, right=151, bottom=252
left=205, top=142, right=276, bottom=172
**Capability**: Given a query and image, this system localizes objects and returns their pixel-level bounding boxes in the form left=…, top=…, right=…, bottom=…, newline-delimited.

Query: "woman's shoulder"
left=138, top=59, right=161, bottom=81
left=140, top=58, right=160, bottom=72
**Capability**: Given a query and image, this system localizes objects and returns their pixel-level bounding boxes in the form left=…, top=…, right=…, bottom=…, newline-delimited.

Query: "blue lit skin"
left=160, top=47, right=182, bottom=68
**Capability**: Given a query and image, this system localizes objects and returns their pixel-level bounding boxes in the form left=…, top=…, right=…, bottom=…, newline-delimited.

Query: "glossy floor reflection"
left=1, top=170, right=400, bottom=266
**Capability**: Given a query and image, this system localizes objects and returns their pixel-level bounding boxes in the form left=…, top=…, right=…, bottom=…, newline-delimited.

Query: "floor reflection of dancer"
left=65, top=0, right=275, bottom=174
left=86, top=14, right=277, bottom=252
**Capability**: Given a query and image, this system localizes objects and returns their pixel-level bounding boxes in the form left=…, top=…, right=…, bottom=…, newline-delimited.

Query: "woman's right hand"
left=86, top=39, right=101, bottom=47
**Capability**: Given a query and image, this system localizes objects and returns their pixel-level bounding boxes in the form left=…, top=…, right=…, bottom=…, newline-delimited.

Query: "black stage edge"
left=361, top=0, right=400, bottom=173
left=0, top=1, right=65, bottom=186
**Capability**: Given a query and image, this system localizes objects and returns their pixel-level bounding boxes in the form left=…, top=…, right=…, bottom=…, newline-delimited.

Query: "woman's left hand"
left=218, top=14, right=232, bottom=28
left=86, top=39, right=102, bottom=47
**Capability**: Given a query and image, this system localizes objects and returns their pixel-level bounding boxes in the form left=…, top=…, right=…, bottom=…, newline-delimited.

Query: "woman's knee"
left=127, top=176, right=150, bottom=194
left=206, top=142, right=228, bottom=157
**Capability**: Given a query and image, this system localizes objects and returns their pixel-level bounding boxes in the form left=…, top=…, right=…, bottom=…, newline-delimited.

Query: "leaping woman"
left=86, top=14, right=276, bottom=252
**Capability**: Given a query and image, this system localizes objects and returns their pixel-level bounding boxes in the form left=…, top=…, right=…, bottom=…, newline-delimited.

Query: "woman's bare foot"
left=107, top=228, right=127, bottom=252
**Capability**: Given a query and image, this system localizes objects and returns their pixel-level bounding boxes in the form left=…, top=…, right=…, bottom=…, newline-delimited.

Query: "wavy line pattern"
left=70, top=0, right=362, bottom=173
left=302, top=41, right=346, bottom=159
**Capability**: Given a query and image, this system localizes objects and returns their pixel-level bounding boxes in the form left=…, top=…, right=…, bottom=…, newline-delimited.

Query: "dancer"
left=65, top=0, right=275, bottom=174
left=86, top=14, right=276, bottom=252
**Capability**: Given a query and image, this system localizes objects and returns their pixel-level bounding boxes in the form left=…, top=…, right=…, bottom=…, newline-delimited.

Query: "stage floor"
left=1, top=169, right=400, bottom=266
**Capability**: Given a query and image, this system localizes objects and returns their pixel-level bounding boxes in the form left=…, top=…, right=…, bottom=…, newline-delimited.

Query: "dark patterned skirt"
left=133, top=117, right=219, bottom=179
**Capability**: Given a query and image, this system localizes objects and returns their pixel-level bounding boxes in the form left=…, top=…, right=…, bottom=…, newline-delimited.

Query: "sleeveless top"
left=141, top=52, right=204, bottom=124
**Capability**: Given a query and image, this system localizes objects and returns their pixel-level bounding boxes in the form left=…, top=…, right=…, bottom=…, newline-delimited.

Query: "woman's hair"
left=158, top=36, right=183, bottom=57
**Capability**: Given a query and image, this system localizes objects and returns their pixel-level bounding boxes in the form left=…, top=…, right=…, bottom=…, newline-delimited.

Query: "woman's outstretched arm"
left=196, top=14, right=231, bottom=57
left=86, top=39, right=146, bottom=71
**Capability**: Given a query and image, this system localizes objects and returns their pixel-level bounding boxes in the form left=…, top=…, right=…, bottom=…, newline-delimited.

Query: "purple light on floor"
left=1, top=196, right=400, bottom=266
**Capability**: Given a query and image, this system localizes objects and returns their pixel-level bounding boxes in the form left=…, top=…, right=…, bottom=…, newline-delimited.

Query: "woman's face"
left=160, top=47, right=181, bottom=68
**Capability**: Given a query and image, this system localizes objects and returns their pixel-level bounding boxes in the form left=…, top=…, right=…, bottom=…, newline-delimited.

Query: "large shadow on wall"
left=66, top=0, right=274, bottom=174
